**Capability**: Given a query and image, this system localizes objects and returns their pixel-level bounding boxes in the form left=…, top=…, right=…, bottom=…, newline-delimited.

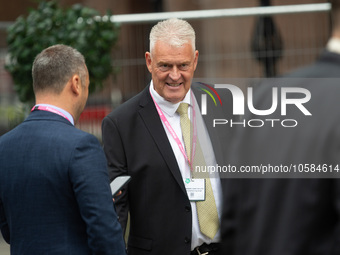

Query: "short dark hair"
left=32, top=44, right=87, bottom=94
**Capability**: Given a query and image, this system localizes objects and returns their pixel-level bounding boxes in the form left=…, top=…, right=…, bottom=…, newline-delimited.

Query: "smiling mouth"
left=166, top=82, right=183, bottom=87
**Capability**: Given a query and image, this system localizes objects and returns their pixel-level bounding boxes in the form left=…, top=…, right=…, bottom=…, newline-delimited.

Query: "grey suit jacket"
left=220, top=50, right=340, bottom=255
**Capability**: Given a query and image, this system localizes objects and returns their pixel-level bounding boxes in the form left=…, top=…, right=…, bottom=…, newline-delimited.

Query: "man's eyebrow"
left=158, top=61, right=191, bottom=64
left=157, top=61, right=169, bottom=65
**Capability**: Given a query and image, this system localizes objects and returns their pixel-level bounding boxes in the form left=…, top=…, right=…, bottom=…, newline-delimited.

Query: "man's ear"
left=193, top=50, right=199, bottom=71
left=145, top=52, right=152, bottom=73
left=70, top=74, right=81, bottom=96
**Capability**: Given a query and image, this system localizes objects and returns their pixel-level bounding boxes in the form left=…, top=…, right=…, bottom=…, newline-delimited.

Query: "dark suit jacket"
left=220, top=50, right=340, bottom=255
left=102, top=83, right=232, bottom=255
left=0, top=110, right=126, bottom=255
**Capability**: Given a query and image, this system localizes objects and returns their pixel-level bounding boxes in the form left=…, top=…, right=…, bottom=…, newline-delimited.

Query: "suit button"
left=185, top=206, right=191, bottom=212
left=184, top=237, right=191, bottom=243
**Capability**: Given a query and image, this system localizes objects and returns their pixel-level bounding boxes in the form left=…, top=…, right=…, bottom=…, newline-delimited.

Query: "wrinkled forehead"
left=150, top=40, right=196, bottom=58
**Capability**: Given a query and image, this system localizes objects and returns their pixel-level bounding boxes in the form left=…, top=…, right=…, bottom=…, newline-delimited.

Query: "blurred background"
left=0, top=0, right=331, bottom=253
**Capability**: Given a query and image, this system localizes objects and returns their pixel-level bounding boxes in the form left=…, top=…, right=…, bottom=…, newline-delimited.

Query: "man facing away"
left=0, top=44, right=126, bottom=255
left=220, top=1, right=340, bottom=254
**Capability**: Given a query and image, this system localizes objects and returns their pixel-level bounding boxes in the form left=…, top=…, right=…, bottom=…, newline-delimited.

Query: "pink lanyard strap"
left=31, top=105, right=72, bottom=123
left=150, top=91, right=198, bottom=171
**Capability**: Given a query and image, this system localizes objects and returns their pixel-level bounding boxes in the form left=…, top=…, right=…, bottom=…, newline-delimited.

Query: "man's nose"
left=169, top=66, right=181, bottom=81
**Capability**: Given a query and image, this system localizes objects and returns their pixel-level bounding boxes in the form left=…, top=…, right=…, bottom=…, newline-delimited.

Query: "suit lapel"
left=138, top=87, right=187, bottom=194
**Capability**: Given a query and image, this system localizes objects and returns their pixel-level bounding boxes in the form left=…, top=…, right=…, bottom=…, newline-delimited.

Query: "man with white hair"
left=102, top=18, right=232, bottom=255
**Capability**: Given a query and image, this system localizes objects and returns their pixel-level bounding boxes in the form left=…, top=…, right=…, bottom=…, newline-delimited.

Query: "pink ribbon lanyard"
left=151, top=91, right=198, bottom=171
left=31, top=105, right=72, bottom=123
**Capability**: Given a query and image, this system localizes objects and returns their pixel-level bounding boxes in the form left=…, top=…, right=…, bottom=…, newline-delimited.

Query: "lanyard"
left=150, top=91, right=198, bottom=171
left=31, top=105, right=72, bottom=124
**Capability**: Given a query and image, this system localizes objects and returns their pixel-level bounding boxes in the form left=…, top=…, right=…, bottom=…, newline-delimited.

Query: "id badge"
left=184, top=178, right=205, bottom=201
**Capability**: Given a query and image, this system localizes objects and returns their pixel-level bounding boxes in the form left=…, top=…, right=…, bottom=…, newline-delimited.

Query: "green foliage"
left=0, top=105, right=27, bottom=133
left=5, top=1, right=120, bottom=103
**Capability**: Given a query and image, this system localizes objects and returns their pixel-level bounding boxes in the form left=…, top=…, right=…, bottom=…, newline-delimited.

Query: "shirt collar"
left=149, top=80, right=192, bottom=117
left=35, top=104, right=75, bottom=125
left=326, top=37, right=340, bottom=55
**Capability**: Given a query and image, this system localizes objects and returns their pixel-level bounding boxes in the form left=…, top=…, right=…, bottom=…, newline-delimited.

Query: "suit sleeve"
left=69, top=134, right=126, bottom=255
left=102, top=116, right=130, bottom=236
left=330, top=126, right=340, bottom=253
left=0, top=199, right=9, bottom=243
left=219, top=178, right=239, bottom=255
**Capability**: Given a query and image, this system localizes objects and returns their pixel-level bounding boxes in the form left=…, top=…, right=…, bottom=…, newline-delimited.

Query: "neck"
left=35, top=94, right=75, bottom=122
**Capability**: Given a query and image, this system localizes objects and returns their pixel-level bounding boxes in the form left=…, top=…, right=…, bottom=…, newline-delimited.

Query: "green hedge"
left=5, top=1, right=120, bottom=103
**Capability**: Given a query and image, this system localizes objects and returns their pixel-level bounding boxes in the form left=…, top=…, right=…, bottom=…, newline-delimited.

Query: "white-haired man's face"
left=145, top=40, right=199, bottom=103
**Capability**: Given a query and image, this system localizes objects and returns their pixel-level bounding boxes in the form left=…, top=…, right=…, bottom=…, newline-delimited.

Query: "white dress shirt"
left=327, top=37, right=340, bottom=54
left=149, top=81, right=222, bottom=250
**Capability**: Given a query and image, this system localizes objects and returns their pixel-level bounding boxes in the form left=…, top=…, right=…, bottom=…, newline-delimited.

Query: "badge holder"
left=184, top=178, right=206, bottom=201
